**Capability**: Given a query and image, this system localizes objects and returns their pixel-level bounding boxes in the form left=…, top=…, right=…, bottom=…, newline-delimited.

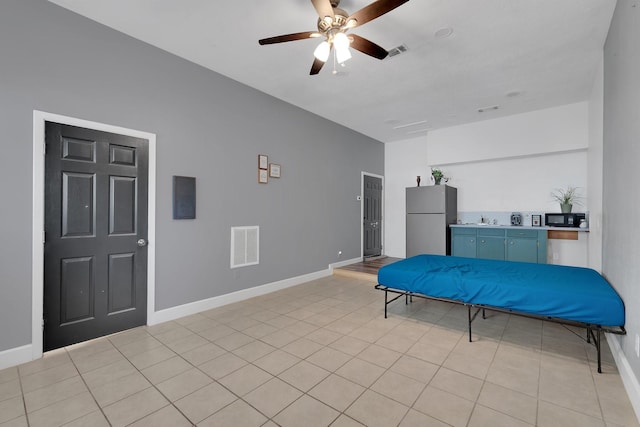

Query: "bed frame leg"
left=467, top=305, right=473, bottom=342
left=384, top=290, right=388, bottom=319
left=596, top=328, right=602, bottom=374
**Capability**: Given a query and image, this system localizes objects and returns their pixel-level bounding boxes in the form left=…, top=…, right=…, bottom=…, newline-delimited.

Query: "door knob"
left=137, top=238, right=147, bottom=247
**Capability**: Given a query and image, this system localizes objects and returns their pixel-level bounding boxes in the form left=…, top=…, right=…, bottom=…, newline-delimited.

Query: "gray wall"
left=603, top=0, right=640, bottom=377
left=0, top=0, right=384, bottom=352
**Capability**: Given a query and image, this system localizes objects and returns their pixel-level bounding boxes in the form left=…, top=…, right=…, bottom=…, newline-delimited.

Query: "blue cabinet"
left=507, top=229, right=547, bottom=263
left=452, top=228, right=476, bottom=258
left=451, top=226, right=547, bottom=264
left=477, top=238, right=505, bottom=260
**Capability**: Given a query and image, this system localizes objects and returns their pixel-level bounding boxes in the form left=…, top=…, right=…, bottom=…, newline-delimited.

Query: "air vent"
left=230, top=226, right=259, bottom=269
left=387, top=44, right=408, bottom=58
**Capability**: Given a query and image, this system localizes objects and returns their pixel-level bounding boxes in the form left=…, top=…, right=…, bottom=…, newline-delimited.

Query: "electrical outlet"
left=635, top=334, right=639, bottom=358
left=553, top=253, right=559, bottom=261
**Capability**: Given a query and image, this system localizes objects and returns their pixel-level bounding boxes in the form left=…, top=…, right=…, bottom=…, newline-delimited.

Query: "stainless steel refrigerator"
left=406, top=185, right=457, bottom=257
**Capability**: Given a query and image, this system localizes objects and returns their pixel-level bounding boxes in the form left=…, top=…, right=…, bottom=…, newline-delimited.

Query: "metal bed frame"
left=375, top=284, right=626, bottom=374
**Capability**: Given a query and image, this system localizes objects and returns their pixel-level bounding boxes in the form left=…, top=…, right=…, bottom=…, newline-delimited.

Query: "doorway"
left=362, top=173, right=383, bottom=259
left=32, top=112, right=156, bottom=358
left=44, top=122, right=149, bottom=350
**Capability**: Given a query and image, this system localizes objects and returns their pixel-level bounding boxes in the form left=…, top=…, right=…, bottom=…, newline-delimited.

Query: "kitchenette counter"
left=451, top=224, right=589, bottom=232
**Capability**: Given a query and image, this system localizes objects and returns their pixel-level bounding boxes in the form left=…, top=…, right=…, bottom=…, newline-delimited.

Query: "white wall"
left=384, top=102, right=590, bottom=262
left=587, top=58, right=604, bottom=272
left=602, top=0, right=640, bottom=413
left=436, top=151, right=588, bottom=213
left=427, top=102, right=589, bottom=165
left=384, top=137, right=429, bottom=257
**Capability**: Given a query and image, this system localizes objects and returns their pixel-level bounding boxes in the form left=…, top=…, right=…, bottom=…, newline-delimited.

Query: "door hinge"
left=43, top=231, right=46, bottom=244
left=43, top=142, right=47, bottom=154
left=41, top=318, right=45, bottom=330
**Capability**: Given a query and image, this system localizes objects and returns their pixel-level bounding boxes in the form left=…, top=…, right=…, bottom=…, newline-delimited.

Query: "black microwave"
left=545, top=213, right=586, bottom=227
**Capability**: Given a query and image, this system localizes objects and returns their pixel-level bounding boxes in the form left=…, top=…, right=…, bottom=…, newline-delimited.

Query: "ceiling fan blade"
left=347, top=0, right=410, bottom=29
left=259, top=31, right=320, bottom=45
left=310, top=57, right=326, bottom=75
left=349, top=34, right=388, bottom=60
left=311, top=0, right=335, bottom=19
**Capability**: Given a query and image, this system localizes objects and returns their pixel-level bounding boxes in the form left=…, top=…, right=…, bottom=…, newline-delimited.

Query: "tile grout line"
left=14, top=275, right=630, bottom=426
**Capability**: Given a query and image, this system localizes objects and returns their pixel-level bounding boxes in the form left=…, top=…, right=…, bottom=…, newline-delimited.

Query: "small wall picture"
left=532, top=214, right=542, bottom=227
left=258, top=154, right=268, bottom=170
left=258, top=169, right=268, bottom=184
left=269, top=163, right=281, bottom=178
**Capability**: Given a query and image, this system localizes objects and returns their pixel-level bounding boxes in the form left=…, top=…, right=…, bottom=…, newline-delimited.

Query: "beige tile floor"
left=1, top=275, right=638, bottom=426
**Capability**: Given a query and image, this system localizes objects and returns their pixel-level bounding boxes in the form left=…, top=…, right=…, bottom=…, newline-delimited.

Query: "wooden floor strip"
left=333, top=257, right=402, bottom=282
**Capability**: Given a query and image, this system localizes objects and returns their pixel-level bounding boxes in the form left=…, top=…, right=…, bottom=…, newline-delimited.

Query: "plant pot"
left=433, top=177, right=442, bottom=185
left=560, top=203, right=573, bottom=213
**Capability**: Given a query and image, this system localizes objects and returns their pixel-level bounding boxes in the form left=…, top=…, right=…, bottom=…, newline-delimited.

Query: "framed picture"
left=172, top=176, right=196, bottom=219
left=258, top=154, right=268, bottom=170
left=532, top=214, right=542, bottom=227
left=269, top=163, right=281, bottom=178
left=258, top=169, right=268, bottom=184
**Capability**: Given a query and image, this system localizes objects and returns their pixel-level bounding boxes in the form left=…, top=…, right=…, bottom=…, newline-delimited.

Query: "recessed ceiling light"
left=393, top=120, right=428, bottom=130
left=434, top=27, right=453, bottom=39
left=406, top=128, right=431, bottom=135
left=478, top=105, right=500, bottom=113
left=506, top=90, right=522, bottom=98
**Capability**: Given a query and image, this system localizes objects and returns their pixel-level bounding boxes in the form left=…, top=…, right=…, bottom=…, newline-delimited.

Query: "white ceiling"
left=49, top=0, right=616, bottom=143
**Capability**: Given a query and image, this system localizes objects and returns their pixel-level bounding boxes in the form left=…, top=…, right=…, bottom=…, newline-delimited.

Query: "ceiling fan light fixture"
left=314, top=40, right=331, bottom=62
left=336, top=45, right=352, bottom=64
left=333, top=32, right=350, bottom=50
left=259, top=0, right=411, bottom=74
left=344, top=19, right=358, bottom=29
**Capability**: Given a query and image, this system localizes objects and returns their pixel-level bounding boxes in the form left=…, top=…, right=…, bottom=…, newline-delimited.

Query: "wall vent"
left=230, top=226, right=259, bottom=268
left=387, top=44, right=408, bottom=58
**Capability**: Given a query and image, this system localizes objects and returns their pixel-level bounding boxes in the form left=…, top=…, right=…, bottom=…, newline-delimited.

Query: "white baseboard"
left=606, top=333, right=640, bottom=423
left=0, top=344, right=33, bottom=370
left=0, top=262, right=363, bottom=369
left=148, top=267, right=333, bottom=325
left=329, top=257, right=362, bottom=271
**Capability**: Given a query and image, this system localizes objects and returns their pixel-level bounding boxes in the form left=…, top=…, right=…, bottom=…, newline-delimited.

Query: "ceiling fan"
left=259, top=0, right=410, bottom=75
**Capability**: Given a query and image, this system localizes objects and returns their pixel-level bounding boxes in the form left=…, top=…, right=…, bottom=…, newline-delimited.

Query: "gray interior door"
left=363, top=175, right=382, bottom=258
left=44, top=122, right=148, bottom=351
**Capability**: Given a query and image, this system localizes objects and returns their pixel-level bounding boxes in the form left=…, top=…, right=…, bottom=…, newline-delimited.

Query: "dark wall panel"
left=108, top=253, right=135, bottom=313
left=109, top=176, right=136, bottom=235
left=60, top=256, right=94, bottom=324
left=62, top=172, right=95, bottom=237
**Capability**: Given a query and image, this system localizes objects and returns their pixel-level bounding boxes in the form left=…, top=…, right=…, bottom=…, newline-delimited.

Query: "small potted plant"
left=551, top=186, right=582, bottom=213
left=431, top=168, right=449, bottom=185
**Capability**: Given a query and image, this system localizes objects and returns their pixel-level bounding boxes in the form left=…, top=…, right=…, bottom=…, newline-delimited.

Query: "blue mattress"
left=377, top=255, right=625, bottom=327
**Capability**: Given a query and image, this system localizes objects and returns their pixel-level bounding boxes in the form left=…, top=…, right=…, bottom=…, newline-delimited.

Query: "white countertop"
left=451, top=224, right=589, bottom=232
